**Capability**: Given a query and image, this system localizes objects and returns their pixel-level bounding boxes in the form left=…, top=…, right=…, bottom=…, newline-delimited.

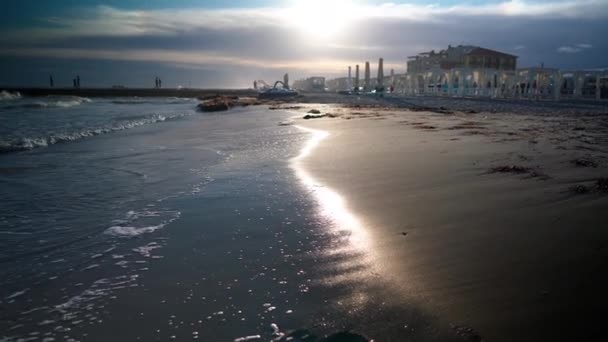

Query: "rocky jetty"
left=197, top=95, right=261, bottom=112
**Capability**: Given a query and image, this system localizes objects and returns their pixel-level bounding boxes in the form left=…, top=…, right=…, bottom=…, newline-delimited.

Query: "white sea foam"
left=104, top=209, right=180, bottom=237
left=234, top=335, right=261, bottom=342
left=55, top=275, right=139, bottom=313
left=104, top=224, right=165, bottom=237
left=6, top=288, right=29, bottom=300
left=132, top=242, right=161, bottom=257
left=0, top=113, right=188, bottom=153
left=0, top=90, right=21, bottom=101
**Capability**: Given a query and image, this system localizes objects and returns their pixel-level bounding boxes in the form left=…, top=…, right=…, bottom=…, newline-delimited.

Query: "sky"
left=0, top=0, right=607, bottom=88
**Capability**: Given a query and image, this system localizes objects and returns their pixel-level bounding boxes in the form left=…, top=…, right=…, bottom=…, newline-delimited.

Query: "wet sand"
left=293, top=104, right=608, bottom=341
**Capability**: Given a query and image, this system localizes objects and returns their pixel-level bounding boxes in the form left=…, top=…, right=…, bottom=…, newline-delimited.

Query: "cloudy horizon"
left=1, top=0, right=607, bottom=88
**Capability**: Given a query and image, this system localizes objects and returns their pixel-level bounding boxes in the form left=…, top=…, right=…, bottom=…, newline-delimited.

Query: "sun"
left=286, top=0, right=357, bottom=39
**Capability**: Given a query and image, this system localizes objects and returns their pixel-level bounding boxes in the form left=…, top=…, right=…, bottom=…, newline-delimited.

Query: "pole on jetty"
left=348, top=66, right=352, bottom=91
left=377, top=58, right=384, bottom=90
left=364, top=61, right=371, bottom=92
left=355, top=65, right=360, bottom=93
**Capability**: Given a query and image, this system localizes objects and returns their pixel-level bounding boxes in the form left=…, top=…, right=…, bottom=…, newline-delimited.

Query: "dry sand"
left=288, top=100, right=608, bottom=341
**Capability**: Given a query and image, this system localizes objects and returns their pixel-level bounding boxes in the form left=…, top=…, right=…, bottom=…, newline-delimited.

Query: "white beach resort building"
left=325, top=44, right=608, bottom=101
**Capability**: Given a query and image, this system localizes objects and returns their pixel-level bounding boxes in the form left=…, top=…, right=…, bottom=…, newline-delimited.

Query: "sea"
left=0, top=91, right=454, bottom=342
left=0, top=91, right=340, bottom=342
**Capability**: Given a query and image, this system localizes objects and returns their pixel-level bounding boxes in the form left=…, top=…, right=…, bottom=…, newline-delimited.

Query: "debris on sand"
left=597, top=178, right=608, bottom=192
left=417, top=125, right=437, bottom=130
left=571, top=157, right=599, bottom=168
left=569, top=178, right=608, bottom=195
left=303, top=114, right=327, bottom=120
left=570, top=184, right=591, bottom=194
left=321, top=332, right=370, bottom=342
left=448, top=121, right=487, bottom=130
left=268, top=329, right=369, bottom=342
left=437, top=106, right=454, bottom=114
left=489, top=165, right=531, bottom=174
left=451, top=325, right=483, bottom=342
left=528, top=170, right=551, bottom=180
left=307, top=109, right=321, bottom=114
left=409, top=122, right=437, bottom=130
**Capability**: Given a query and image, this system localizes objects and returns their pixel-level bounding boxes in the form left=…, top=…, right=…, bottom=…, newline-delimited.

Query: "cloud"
left=1, top=1, right=607, bottom=86
left=557, top=43, right=593, bottom=53
left=0, top=47, right=397, bottom=74
left=4, top=0, right=608, bottom=43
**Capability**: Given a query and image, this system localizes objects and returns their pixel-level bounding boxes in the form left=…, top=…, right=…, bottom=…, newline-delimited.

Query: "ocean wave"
left=0, top=90, right=22, bottom=101
left=0, top=113, right=189, bottom=153
left=0, top=96, right=91, bottom=109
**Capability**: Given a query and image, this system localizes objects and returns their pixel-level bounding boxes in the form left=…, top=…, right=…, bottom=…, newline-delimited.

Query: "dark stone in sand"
left=308, top=109, right=321, bottom=114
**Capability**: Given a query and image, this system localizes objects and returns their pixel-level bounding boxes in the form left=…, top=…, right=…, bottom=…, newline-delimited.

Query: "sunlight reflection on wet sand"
left=291, top=125, right=379, bottom=284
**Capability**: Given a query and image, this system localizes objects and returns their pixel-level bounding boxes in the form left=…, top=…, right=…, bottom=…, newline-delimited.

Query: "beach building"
left=326, top=77, right=350, bottom=92
left=401, top=45, right=520, bottom=97
left=292, top=77, right=326, bottom=92
left=323, top=44, right=608, bottom=101
left=400, top=45, right=608, bottom=100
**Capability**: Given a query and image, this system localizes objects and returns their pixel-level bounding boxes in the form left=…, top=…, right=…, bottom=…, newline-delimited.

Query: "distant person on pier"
left=158, top=78, right=162, bottom=89
left=73, top=78, right=77, bottom=88
left=76, top=75, right=81, bottom=88
left=49, top=75, right=54, bottom=88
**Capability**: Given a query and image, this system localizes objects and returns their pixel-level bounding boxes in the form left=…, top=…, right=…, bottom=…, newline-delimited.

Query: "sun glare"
left=287, top=0, right=357, bottom=39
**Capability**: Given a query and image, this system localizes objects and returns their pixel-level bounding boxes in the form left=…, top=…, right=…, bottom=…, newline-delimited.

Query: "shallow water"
left=1, top=98, right=457, bottom=341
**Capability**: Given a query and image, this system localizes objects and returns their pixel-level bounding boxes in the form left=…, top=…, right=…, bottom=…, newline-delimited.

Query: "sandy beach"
left=286, top=97, right=608, bottom=341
